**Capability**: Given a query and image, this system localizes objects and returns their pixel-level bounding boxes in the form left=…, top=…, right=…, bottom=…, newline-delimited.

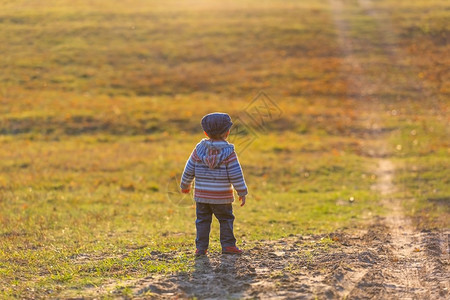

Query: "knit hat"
left=201, top=112, right=233, bottom=137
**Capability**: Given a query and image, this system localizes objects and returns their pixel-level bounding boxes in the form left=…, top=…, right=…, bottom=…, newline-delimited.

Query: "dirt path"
left=111, top=1, right=450, bottom=299
left=328, top=0, right=449, bottom=297
left=367, top=158, right=449, bottom=299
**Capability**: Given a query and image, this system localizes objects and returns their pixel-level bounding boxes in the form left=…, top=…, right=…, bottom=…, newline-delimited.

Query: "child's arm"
left=180, top=150, right=196, bottom=193
left=226, top=152, right=248, bottom=206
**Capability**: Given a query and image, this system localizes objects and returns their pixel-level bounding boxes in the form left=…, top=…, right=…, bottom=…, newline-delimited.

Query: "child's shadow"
left=188, top=254, right=253, bottom=298
left=192, top=255, right=214, bottom=276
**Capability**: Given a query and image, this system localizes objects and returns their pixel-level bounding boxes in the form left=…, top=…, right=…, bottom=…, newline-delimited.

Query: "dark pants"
left=195, top=202, right=236, bottom=251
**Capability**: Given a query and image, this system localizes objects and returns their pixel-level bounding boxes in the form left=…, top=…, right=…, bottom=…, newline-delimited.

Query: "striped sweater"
left=180, top=139, right=248, bottom=204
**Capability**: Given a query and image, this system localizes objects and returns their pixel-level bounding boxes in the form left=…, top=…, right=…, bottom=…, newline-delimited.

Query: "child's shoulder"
left=222, top=151, right=237, bottom=164
left=191, top=148, right=202, bottom=162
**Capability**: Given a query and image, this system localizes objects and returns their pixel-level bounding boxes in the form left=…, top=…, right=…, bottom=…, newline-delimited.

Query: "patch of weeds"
left=114, top=285, right=133, bottom=298
left=317, top=237, right=336, bottom=251
left=299, top=249, right=315, bottom=266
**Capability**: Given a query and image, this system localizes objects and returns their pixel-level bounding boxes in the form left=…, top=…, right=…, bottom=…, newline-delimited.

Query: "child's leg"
left=195, top=202, right=213, bottom=251
left=211, top=204, right=236, bottom=248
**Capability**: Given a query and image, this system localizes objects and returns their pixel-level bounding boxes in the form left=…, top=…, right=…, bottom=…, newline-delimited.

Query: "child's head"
left=201, top=112, right=233, bottom=141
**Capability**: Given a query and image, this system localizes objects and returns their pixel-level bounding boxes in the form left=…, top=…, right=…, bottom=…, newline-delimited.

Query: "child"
left=180, top=112, right=248, bottom=256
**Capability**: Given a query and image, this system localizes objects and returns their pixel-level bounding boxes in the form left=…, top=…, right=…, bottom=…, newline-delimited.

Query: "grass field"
left=0, top=0, right=448, bottom=298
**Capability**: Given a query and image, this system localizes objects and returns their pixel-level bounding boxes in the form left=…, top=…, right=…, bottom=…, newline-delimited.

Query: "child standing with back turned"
left=180, top=112, right=248, bottom=256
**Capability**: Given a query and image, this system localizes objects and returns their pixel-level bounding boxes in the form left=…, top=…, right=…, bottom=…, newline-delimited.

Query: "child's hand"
left=181, top=188, right=190, bottom=194
left=239, top=195, right=246, bottom=207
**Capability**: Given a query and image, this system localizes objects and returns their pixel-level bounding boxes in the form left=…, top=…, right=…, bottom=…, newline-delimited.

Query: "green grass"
left=0, top=0, right=448, bottom=297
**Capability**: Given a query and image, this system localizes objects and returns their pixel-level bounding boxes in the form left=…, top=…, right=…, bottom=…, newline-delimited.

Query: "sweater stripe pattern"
left=180, top=139, right=248, bottom=204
